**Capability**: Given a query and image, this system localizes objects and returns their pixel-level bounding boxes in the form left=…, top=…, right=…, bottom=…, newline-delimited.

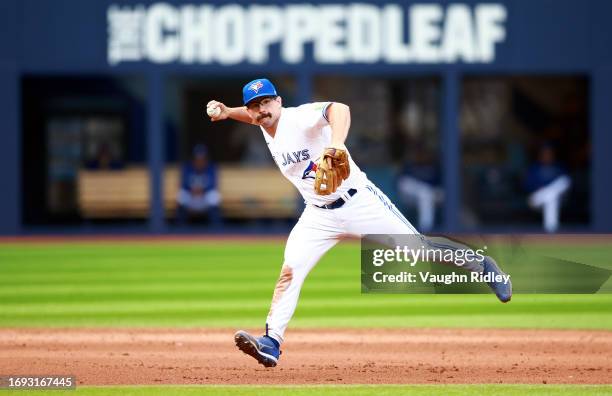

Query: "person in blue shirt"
left=176, top=144, right=222, bottom=225
left=524, top=143, right=567, bottom=193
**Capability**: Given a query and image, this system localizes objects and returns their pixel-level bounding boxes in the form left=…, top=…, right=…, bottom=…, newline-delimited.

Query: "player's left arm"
left=325, top=102, right=351, bottom=149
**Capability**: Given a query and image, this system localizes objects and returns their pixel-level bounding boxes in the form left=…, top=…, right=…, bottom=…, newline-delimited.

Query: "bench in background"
left=77, top=166, right=298, bottom=219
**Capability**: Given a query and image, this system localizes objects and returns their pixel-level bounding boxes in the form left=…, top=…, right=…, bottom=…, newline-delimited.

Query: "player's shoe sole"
left=234, top=331, right=279, bottom=368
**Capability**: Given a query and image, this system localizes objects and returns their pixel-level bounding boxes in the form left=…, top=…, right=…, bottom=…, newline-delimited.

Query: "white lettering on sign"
left=107, top=5, right=146, bottom=64
left=283, top=5, right=317, bottom=64
left=348, top=4, right=381, bottom=63
left=180, top=5, right=214, bottom=63
left=248, top=6, right=283, bottom=64
left=144, top=3, right=180, bottom=63
left=107, top=3, right=507, bottom=65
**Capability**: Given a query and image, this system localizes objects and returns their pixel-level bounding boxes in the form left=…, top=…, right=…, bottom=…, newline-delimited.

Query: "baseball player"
left=206, top=78, right=512, bottom=368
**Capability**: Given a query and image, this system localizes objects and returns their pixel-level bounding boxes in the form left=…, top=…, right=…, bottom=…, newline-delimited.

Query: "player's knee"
left=283, top=249, right=303, bottom=268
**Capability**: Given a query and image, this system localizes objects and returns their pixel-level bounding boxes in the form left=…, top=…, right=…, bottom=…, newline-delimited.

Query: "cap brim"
left=244, top=93, right=276, bottom=106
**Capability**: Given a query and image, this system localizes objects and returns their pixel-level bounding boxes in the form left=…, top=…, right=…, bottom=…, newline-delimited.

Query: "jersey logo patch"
left=302, top=161, right=318, bottom=180
left=249, top=81, right=264, bottom=93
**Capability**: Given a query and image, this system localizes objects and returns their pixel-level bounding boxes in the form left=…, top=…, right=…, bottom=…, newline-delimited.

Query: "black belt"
left=315, top=189, right=357, bottom=209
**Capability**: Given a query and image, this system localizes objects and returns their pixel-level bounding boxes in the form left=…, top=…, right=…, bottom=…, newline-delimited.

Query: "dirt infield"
left=0, top=328, right=610, bottom=385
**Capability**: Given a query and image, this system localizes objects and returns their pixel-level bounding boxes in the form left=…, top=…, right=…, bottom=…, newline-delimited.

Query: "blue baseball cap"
left=242, top=78, right=277, bottom=105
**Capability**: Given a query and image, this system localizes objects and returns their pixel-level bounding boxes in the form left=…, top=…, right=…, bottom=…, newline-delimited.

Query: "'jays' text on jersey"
left=261, top=102, right=368, bottom=206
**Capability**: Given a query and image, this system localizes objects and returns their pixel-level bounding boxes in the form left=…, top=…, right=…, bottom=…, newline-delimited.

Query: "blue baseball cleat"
left=234, top=330, right=281, bottom=368
left=483, top=256, right=513, bottom=303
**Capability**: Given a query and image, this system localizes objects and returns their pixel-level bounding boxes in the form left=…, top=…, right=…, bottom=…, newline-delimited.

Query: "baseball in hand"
left=207, top=105, right=221, bottom=118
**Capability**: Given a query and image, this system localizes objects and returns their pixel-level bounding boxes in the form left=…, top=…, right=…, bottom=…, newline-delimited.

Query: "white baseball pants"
left=265, top=183, right=483, bottom=344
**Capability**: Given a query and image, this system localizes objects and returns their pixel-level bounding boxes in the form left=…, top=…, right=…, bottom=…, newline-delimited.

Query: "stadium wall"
left=1, top=0, right=612, bottom=234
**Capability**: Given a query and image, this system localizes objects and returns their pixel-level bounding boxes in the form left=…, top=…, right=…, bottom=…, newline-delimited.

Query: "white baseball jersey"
left=261, top=102, right=367, bottom=206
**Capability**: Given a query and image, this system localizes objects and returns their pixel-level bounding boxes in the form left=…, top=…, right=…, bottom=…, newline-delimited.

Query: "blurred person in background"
left=524, top=143, right=567, bottom=194
left=397, top=146, right=442, bottom=231
left=176, top=144, right=222, bottom=225
left=85, top=143, right=124, bottom=170
left=525, top=143, right=571, bottom=232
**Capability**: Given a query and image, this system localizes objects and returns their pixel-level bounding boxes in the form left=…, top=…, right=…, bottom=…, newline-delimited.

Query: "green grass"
left=0, top=241, right=611, bottom=329
left=1, top=385, right=611, bottom=395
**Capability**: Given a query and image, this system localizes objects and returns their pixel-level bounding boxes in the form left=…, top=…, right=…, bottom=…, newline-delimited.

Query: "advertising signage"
left=108, top=3, right=507, bottom=66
